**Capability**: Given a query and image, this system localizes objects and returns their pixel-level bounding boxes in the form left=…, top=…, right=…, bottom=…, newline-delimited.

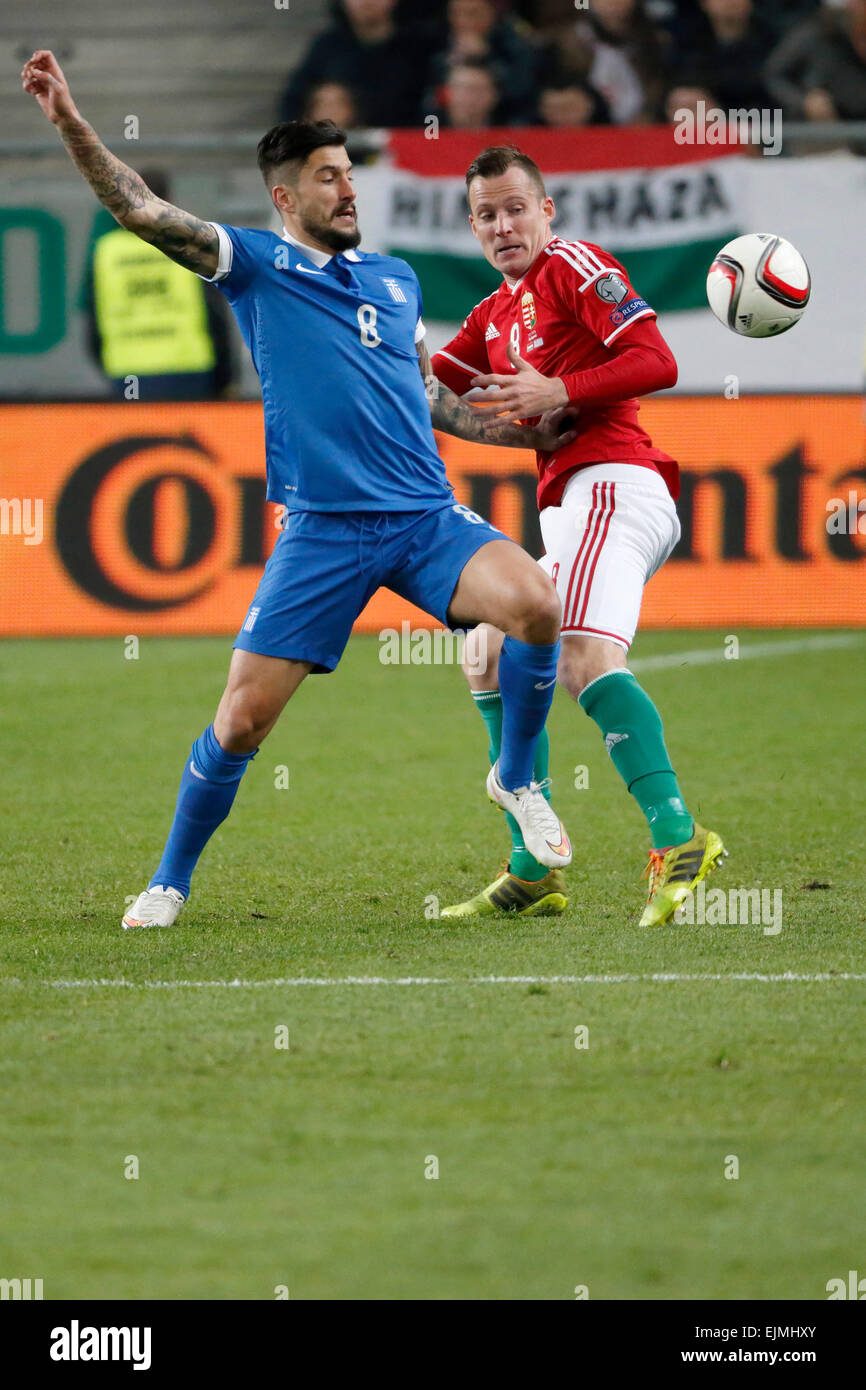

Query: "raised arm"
left=418, top=338, right=575, bottom=452
left=21, top=50, right=219, bottom=278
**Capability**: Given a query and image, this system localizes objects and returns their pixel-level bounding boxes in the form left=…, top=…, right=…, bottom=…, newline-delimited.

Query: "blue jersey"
left=206, top=224, right=454, bottom=512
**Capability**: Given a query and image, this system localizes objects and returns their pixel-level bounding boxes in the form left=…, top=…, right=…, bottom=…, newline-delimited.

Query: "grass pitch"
left=1, top=630, right=864, bottom=1300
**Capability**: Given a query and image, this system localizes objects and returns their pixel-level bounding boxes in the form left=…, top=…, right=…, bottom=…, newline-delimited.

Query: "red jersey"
left=431, top=236, right=679, bottom=510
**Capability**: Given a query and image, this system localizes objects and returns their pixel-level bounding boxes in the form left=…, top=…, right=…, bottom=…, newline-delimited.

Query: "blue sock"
left=148, top=724, right=257, bottom=898
left=497, top=635, right=560, bottom=790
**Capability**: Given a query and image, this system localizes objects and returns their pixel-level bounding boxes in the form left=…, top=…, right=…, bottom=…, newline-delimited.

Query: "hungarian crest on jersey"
left=521, top=290, right=537, bottom=331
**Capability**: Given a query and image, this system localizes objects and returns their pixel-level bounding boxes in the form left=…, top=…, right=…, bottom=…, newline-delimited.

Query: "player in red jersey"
left=428, top=146, right=726, bottom=925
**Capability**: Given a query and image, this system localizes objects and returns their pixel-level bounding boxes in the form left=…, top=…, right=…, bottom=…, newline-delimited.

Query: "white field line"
left=3, top=973, right=864, bottom=989
left=4, top=637, right=860, bottom=998
left=629, top=632, right=863, bottom=674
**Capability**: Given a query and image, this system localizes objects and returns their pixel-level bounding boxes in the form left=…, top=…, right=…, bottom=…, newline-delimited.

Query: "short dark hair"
left=256, top=120, right=347, bottom=185
left=465, top=146, right=547, bottom=199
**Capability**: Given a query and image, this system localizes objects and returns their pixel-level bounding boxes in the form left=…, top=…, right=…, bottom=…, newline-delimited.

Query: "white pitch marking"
left=5, top=972, right=864, bottom=989
left=4, top=642, right=859, bottom=993
left=629, top=632, right=863, bottom=674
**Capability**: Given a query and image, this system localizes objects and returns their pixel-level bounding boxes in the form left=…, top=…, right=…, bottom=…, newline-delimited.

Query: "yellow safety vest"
left=92, top=228, right=216, bottom=377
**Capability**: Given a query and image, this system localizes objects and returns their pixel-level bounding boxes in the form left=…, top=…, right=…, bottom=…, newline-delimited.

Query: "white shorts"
left=538, top=463, right=681, bottom=651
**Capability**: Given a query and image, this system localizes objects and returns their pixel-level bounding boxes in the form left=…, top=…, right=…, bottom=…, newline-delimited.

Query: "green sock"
left=578, top=670, right=693, bottom=849
left=472, top=689, right=551, bottom=882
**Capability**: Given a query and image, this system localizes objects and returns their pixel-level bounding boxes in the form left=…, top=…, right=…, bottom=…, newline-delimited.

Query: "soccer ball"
left=706, top=233, right=811, bottom=338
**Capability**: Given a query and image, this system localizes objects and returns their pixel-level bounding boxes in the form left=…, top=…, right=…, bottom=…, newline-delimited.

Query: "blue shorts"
left=234, top=502, right=508, bottom=672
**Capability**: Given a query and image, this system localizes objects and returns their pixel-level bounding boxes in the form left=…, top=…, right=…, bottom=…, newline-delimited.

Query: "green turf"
left=1, top=630, right=864, bottom=1300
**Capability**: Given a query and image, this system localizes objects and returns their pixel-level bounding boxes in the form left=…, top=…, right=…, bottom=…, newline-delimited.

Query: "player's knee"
left=462, top=623, right=503, bottom=688
left=558, top=640, right=625, bottom=700
left=216, top=689, right=277, bottom=750
left=507, top=573, right=561, bottom=644
left=557, top=650, right=590, bottom=698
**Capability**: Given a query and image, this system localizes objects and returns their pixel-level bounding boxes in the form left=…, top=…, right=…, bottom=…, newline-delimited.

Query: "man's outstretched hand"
left=470, top=340, right=570, bottom=423
left=21, top=50, right=79, bottom=127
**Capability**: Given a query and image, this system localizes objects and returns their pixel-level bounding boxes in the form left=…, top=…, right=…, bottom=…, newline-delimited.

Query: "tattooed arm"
left=417, top=339, right=576, bottom=452
left=21, top=50, right=219, bottom=277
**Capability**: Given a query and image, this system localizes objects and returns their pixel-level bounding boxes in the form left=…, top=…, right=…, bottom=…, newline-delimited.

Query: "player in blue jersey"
left=24, top=49, right=575, bottom=928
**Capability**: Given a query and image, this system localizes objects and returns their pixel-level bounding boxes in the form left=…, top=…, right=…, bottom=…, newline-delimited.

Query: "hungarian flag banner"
left=379, top=127, right=746, bottom=321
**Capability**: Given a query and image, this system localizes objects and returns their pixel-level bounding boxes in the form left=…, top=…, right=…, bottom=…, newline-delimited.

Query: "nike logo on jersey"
left=189, top=761, right=207, bottom=780
left=296, top=264, right=326, bottom=275
left=485, top=322, right=500, bottom=340
left=534, top=678, right=557, bottom=690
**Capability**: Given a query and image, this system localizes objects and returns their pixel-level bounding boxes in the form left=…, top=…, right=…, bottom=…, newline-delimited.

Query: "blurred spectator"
left=658, top=0, right=819, bottom=44
left=437, top=58, right=502, bottom=128
left=515, top=0, right=672, bottom=29
left=739, top=0, right=821, bottom=40
left=81, top=170, right=234, bottom=402
left=302, top=81, right=362, bottom=129
left=426, top=0, right=540, bottom=123
left=566, top=0, right=670, bottom=123
left=539, top=78, right=612, bottom=126
left=280, top=0, right=440, bottom=127
left=670, top=0, right=775, bottom=113
left=664, top=83, right=718, bottom=125
left=765, top=0, right=866, bottom=121
left=663, top=77, right=771, bottom=152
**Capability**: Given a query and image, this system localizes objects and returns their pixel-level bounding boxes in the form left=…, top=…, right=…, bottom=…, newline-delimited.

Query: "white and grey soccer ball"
left=706, top=233, right=811, bottom=337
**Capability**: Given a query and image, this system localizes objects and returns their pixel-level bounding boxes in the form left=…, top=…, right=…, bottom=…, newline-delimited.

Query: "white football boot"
left=122, top=885, right=185, bottom=930
left=486, top=760, right=572, bottom=869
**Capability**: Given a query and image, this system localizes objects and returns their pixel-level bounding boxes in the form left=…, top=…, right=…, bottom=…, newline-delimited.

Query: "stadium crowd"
left=279, top=0, right=866, bottom=131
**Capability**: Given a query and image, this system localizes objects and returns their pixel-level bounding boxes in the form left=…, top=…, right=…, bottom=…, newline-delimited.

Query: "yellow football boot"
left=639, top=823, right=727, bottom=926
left=441, top=865, right=567, bottom=919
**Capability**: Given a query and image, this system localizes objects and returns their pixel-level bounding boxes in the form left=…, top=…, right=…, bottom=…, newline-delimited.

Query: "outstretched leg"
left=123, top=650, right=310, bottom=928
